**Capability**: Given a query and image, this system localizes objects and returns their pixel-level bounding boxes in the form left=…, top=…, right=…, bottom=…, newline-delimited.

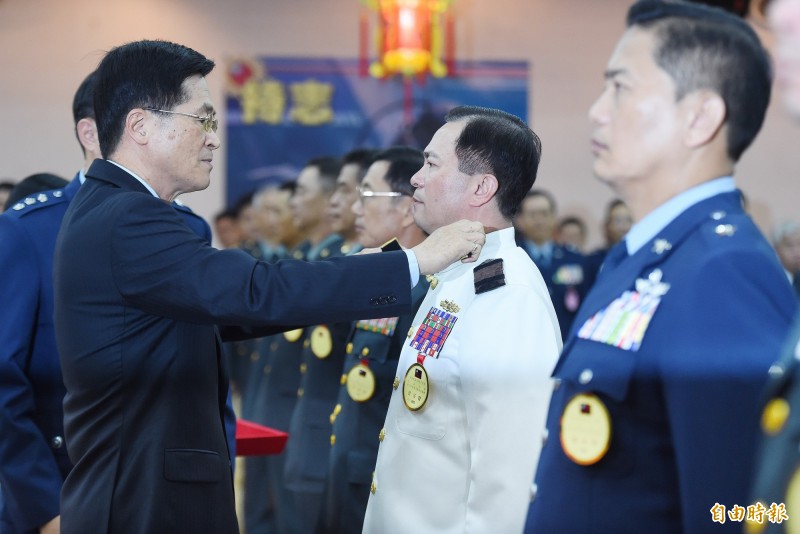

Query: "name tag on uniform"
left=577, top=269, right=669, bottom=351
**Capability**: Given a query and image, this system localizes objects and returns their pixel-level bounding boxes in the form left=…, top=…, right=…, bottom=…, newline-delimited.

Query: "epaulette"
left=6, top=189, right=67, bottom=218
left=474, top=258, right=505, bottom=294
left=704, top=209, right=739, bottom=239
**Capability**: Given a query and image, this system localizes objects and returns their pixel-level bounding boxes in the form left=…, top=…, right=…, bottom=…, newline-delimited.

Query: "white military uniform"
left=362, top=227, right=562, bottom=533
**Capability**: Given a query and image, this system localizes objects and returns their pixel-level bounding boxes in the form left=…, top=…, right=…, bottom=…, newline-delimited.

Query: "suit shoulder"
left=4, top=188, right=69, bottom=220
left=694, top=210, right=770, bottom=255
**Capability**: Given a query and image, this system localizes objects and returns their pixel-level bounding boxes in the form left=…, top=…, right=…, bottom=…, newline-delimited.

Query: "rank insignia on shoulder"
left=474, top=258, right=505, bottom=294
left=652, top=239, right=672, bottom=255
left=714, top=223, right=736, bottom=237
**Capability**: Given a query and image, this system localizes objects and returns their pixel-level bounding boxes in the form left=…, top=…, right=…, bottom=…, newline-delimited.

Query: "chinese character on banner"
left=727, top=504, right=745, bottom=522
left=289, top=80, right=334, bottom=125
left=241, top=80, right=286, bottom=125
left=710, top=503, right=726, bottom=524
left=767, top=502, right=789, bottom=524
left=747, top=502, right=767, bottom=524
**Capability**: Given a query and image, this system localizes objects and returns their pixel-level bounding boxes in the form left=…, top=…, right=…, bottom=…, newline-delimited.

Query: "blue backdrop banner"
left=225, top=57, right=529, bottom=206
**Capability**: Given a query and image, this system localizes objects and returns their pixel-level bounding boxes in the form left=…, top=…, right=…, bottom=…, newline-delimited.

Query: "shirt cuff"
left=404, top=249, right=420, bottom=287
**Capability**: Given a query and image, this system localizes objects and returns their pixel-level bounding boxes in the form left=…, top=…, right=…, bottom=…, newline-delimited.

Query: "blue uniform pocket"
left=164, top=449, right=224, bottom=483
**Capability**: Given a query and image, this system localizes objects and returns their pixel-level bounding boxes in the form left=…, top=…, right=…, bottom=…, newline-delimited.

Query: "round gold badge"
left=311, top=326, right=332, bottom=359
left=283, top=328, right=303, bottom=342
left=402, top=363, right=429, bottom=411
left=762, top=397, right=790, bottom=436
left=560, top=393, right=612, bottom=466
left=346, top=362, right=376, bottom=402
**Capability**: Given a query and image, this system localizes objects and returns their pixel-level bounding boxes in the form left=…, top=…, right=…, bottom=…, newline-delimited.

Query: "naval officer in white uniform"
left=362, top=105, right=562, bottom=533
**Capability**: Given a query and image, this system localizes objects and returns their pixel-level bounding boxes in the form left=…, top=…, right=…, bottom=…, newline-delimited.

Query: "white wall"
left=2, top=0, right=797, bottom=248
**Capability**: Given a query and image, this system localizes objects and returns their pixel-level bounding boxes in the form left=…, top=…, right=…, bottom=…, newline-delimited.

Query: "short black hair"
left=342, top=149, right=378, bottom=184
left=94, top=40, right=215, bottom=157
left=305, top=156, right=342, bottom=195
left=627, top=0, right=772, bottom=161
left=525, top=189, right=557, bottom=214
left=73, top=71, right=97, bottom=124
left=444, top=105, right=542, bottom=219
left=372, top=146, right=424, bottom=197
left=214, top=208, right=238, bottom=223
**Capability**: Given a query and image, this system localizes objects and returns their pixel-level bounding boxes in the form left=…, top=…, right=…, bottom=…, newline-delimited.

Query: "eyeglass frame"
left=143, top=107, right=219, bottom=133
left=357, top=185, right=406, bottom=200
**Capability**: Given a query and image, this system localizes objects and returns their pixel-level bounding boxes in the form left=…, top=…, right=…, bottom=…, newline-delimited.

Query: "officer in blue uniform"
left=515, top=189, right=596, bottom=339
left=525, top=2, right=796, bottom=532
left=319, top=146, right=428, bottom=534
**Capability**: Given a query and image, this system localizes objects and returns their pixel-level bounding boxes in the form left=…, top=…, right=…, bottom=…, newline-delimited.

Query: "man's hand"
left=411, top=220, right=485, bottom=275
left=40, top=515, right=60, bottom=534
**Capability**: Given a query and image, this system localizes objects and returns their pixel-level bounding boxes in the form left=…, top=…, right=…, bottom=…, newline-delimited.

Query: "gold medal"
left=284, top=328, right=303, bottom=342
left=762, top=397, right=790, bottom=435
left=311, top=326, right=332, bottom=359
left=346, top=362, right=376, bottom=402
left=560, top=393, right=611, bottom=466
left=402, top=362, right=429, bottom=411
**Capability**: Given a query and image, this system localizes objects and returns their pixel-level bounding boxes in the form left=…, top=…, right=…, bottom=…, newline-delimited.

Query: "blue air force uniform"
left=750, top=318, right=800, bottom=532
left=518, top=239, right=597, bottom=340
left=319, top=278, right=429, bottom=534
left=282, top=234, right=357, bottom=533
left=525, top=180, right=796, bottom=533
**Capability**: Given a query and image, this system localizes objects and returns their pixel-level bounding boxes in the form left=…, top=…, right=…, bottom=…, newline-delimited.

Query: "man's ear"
left=470, top=173, right=499, bottom=208
left=76, top=117, right=101, bottom=157
left=683, top=90, right=726, bottom=150
left=126, top=109, right=150, bottom=146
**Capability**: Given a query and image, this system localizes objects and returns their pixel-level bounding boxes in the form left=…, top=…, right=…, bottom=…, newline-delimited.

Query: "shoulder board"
left=474, top=258, right=505, bottom=294
left=6, top=189, right=67, bottom=218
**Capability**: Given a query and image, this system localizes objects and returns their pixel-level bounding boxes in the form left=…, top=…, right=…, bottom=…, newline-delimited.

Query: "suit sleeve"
left=457, top=283, right=561, bottom=533
left=0, top=217, right=61, bottom=531
left=110, top=195, right=411, bottom=327
left=660, top=248, right=795, bottom=532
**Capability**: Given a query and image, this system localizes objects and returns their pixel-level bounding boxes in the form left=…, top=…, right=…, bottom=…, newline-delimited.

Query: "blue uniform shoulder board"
left=8, top=190, right=66, bottom=217
left=474, top=258, right=505, bottom=294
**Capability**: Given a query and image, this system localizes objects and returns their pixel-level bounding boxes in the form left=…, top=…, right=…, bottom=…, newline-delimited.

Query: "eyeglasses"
left=143, top=107, right=219, bottom=133
left=357, top=185, right=404, bottom=200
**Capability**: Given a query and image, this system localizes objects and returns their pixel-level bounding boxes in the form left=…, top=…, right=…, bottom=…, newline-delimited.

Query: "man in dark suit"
left=515, top=189, right=595, bottom=339
left=52, top=40, right=484, bottom=534
left=525, top=2, right=796, bottom=532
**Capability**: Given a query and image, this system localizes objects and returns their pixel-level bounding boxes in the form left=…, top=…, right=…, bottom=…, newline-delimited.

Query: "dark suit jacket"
left=525, top=191, right=796, bottom=533
left=53, top=159, right=411, bottom=534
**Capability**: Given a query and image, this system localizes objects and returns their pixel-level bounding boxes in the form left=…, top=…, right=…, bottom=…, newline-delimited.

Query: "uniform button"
left=330, top=434, right=336, bottom=446
left=263, top=365, right=272, bottom=376
left=303, top=339, right=310, bottom=348
left=407, top=326, right=415, bottom=338
left=578, top=369, right=593, bottom=385
left=530, top=483, right=538, bottom=502
left=330, top=404, right=342, bottom=425
left=51, top=436, right=64, bottom=449
left=361, top=347, right=370, bottom=357
left=270, top=341, right=279, bottom=351
left=250, top=351, right=259, bottom=362
left=341, top=374, right=348, bottom=385
left=393, top=377, right=400, bottom=390
left=379, top=428, right=386, bottom=442
left=346, top=342, right=353, bottom=354
left=300, top=363, right=307, bottom=374
left=370, top=480, right=377, bottom=495
left=297, top=388, right=304, bottom=398
left=553, top=378, right=562, bottom=391
left=768, top=364, right=785, bottom=379
left=541, top=428, right=548, bottom=446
